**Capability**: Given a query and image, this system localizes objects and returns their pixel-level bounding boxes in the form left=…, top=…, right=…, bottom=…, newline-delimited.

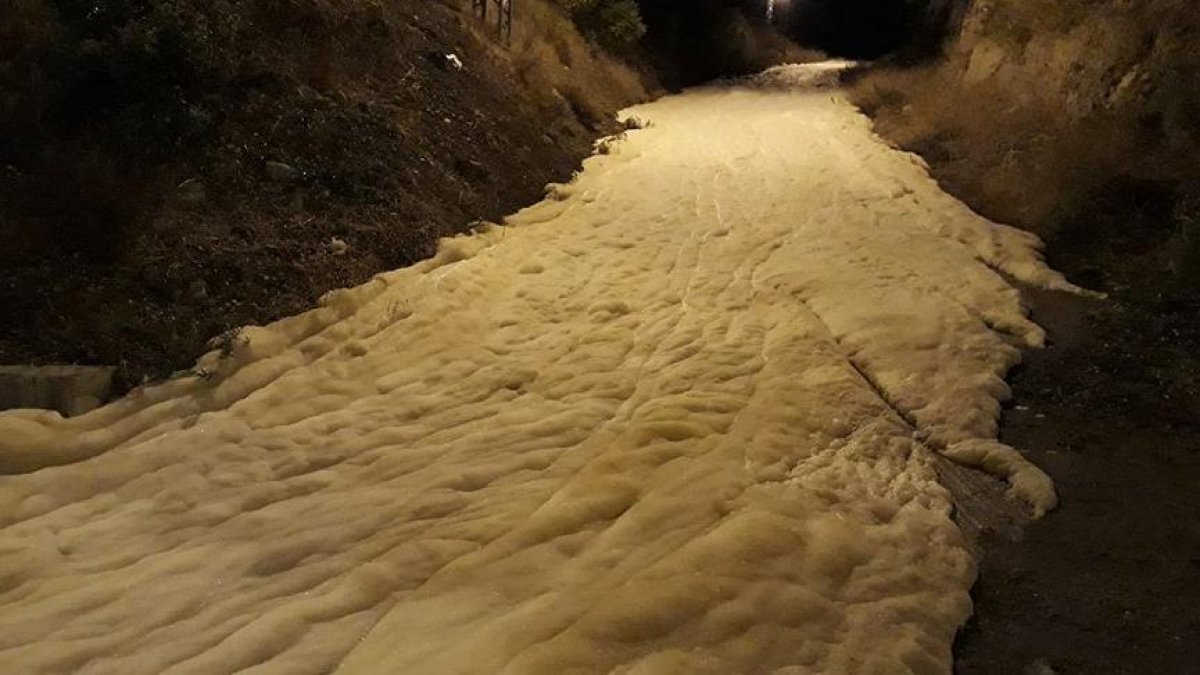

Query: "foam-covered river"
left=0, top=63, right=1081, bottom=674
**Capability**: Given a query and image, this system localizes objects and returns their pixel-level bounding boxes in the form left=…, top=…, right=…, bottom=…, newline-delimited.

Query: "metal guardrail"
left=472, top=0, right=513, bottom=44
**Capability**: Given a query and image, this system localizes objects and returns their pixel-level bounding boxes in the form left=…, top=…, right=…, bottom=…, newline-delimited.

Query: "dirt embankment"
left=851, top=0, right=1200, bottom=286
left=0, top=0, right=648, bottom=391
left=848, top=2, right=1200, bottom=672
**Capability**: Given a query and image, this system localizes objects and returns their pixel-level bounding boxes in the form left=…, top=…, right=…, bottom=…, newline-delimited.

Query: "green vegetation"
left=554, top=0, right=646, bottom=49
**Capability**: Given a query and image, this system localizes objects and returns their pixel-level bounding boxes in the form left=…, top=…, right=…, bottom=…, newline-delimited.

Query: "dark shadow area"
left=955, top=284, right=1200, bottom=675
left=780, top=0, right=964, bottom=60
left=786, top=0, right=910, bottom=58
left=634, top=0, right=805, bottom=88
left=634, top=0, right=962, bottom=87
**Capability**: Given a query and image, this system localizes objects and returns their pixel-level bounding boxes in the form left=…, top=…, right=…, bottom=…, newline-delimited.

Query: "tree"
left=555, top=0, right=647, bottom=48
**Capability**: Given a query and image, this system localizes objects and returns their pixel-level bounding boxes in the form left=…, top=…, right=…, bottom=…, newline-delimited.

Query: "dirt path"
left=956, top=288, right=1200, bottom=674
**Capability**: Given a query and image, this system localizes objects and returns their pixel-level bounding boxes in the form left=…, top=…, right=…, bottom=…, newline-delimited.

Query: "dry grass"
left=848, top=64, right=1134, bottom=234
left=501, top=0, right=649, bottom=121
left=848, top=3, right=1200, bottom=296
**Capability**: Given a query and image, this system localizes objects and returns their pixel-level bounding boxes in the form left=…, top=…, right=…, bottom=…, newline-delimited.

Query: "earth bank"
left=0, top=0, right=648, bottom=392
left=848, top=2, right=1200, bottom=672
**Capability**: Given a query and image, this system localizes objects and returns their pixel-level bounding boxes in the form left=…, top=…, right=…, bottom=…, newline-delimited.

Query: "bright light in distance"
left=767, top=0, right=790, bottom=22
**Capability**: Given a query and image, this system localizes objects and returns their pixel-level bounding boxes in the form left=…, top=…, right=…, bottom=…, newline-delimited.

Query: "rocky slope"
left=954, top=1, right=1198, bottom=129
left=0, top=0, right=648, bottom=391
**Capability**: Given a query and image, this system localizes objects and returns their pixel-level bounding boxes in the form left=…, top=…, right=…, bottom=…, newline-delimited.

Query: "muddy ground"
left=955, top=284, right=1200, bottom=674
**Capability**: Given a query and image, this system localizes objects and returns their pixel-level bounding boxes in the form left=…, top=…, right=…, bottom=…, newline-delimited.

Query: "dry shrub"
left=849, top=49, right=1200, bottom=293
left=848, top=0, right=1198, bottom=227
left=848, top=64, right=1134, bottom=235
left=554, top=0, right=646, bottom=50
left=714, top=10, right=823, bottom=75
left=500, top=0, right=648, bottom=126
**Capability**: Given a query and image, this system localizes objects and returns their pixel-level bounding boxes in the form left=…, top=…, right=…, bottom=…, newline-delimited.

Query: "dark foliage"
left=555, top=0, right=647, bottom=49
left=780, top=0, right=963, bottom=60
left=634, top=0, right=795, bottom=87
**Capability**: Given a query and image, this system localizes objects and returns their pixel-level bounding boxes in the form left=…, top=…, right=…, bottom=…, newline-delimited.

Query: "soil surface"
left=955, top=284, right=1200, bottom=674
left=849, top=61, right=1200, bottom=673
left=0, top=0, right=641, bottom=394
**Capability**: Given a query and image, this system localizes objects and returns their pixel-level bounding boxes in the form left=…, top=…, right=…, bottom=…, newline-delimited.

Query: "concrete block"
left=0, top=365, right=116, bottom=417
